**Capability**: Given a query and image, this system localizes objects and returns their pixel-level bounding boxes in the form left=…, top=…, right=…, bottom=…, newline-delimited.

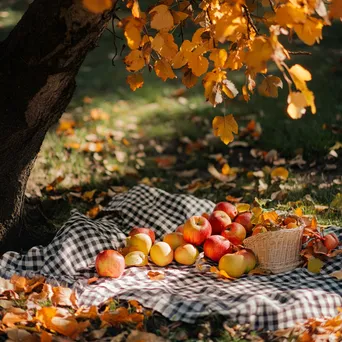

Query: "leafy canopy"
left=83, top=0, right=341, bottom=145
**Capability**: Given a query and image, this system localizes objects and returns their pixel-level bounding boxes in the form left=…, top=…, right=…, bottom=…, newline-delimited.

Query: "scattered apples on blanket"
left=127, top=233, right=152, bottom=255
left=218, top=253, right=246, bottom=278
left=203, top=235, right=232, bottom=262
left=183, top=216, right=212, bottom=245
left=129, top=227, right=156, bottom=244
left=96, top=250, right=125, bottom=278
left=208, top=210, right=231, bottom=235
left=163, top=232, right=185, bottom=250
left=236, top=249, right=257, bottom=273
left=214, top=202, right=238, bottom=220
left=174, top=244, right=199, bottom=265
left=125, top=251, right=148, bottom=267
left=234, top=212, right=253, bottom=233
left=221, top=222, right=246, bottom=245
left=150, top=242, right=174, bottom=266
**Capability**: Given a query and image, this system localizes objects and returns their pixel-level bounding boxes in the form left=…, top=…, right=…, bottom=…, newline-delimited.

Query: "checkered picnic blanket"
left=0, top=184, right=341, bottom=330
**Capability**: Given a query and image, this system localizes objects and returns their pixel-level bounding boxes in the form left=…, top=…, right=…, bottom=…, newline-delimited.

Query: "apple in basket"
left=323, top=233, right=339, bottom=251
left=174, top=244, right=199, bottom=265
left=214, top=202, right=238, bottom=220
left=203, top=235, right=232, bottom=262
left=183, top=216, right=212, bottom=245
left=96, top=250, right=125, bottom=278
left=208, top=211, right=231, bottom=235
left=221, top=222, right=246, bottom=245
left=234, top=212, right=253, bottom=233
left=129, top=227, right=156, bottom=244
left=252, top=225, right=268, bottom=236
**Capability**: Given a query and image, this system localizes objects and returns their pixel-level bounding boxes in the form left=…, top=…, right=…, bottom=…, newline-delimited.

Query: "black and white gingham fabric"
left=0, top=184, right=341, bottom=330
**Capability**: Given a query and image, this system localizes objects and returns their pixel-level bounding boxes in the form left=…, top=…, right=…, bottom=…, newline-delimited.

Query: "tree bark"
left=0, top=0, right=114, bottom=252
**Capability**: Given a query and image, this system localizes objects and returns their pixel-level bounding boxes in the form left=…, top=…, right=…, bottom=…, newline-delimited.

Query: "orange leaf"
left=154, top=58, right=176, bottom=81
left=258, top=76, right=283, bottom=98
left=154, top=155, right=176, bottom=168
left=294, top=207, right=303, bottom=217
left=149, top=4, right=174, bottom=31
left=40, top=331, right=53, bottom=342
left=225, top=195, right=243, bottom=203
left=2, top=309, right=28, bottom=327
left=182, top=68, right=198, bottom=89
left=124, top=50, right=145, bottom=72
left=212, top=115, right=238, bottom=145
left=271, top=167, right=289, bottom=180
left=82, top=0, right=112, bottom=13
left=52, top=286, right=77, bottom=307
left=127, top=73, right=144, bottom=91
left=147, top=271, right=165, bottom=280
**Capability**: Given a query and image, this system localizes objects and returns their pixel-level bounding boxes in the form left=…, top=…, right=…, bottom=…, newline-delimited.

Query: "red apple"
left=183, top=216, right=212, bottom=246
left=234, top=212, right=253, bottom=232
left=203, top=235, right=232, bottom=262
left=236, top=249, right=257, bottom=273
left=208, top=210, right=231, bottom=235
left=214, top=202, right=238, bottom=220
left=252, top=225, right=268, bottom=236
left=176, top=224, right=184, bottom=234
left=324, top=233, right=339, bottom=250
left=129, top=227, right=156, bottom=244
left=95, top=250, right=125, bottom=278
left=221, top=222, right=246, bottom=245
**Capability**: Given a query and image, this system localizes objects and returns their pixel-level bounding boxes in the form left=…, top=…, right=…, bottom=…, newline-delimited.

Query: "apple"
left=218, top=253, right=246, bottom=278
left=95, top=250, right=125, bottom=278
left=208, top=211, right=231, bottom=235
left=236, top=249, right=257, bottom=273
left=174, top=244, right=199, bottom=265
left=252, top=225, right=267, bottom=236
left=214, top=202, right=238, bottom=220
left=324, top=233, right=339, bottom=250
left=127, top=233, right=152, bottom=255
left=129, top=227, right=156, bottom=244
left=150, top=242, right=174, bottom=266
left=163, top=232, right=185, bottom=250
left=221, top=222, right=246, bottom=245
left=234, top=212, right=253, bottom=232
left=203, top=235, right=232, bottom=262
left=183, top=216, right=212, bottom=246
left=202, top=212, right=210, bottom=220
left=125, top=251, right=148, bottom=267
left=176, top=224, right=184, bottom=234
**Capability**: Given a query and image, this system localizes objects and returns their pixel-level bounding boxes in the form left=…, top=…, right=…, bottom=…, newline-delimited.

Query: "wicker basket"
left=243, top=223, right=304, bottom=274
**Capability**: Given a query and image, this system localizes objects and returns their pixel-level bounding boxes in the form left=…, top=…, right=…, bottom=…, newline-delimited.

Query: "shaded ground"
left=0, top=2, right=341, bottom=341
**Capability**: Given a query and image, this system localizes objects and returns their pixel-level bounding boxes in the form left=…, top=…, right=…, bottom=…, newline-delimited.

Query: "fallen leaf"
left=236, top=203, right=250, bottom=213
left=307, top=257, right=324, bottom=274
left=208, top=164, right=236, bottom=183
left=147, top=271, right=165, bottom=280
left=127, top=330, right=167, bottom=342
left=330, top=270, right=342, bottom=280
left=330, top=193, right=342, bottom=211
left=52, top=287, right=77, bottom=307
left=225, top=195, right=243, bottom=203
left=271, top=167, right=289, bottom=180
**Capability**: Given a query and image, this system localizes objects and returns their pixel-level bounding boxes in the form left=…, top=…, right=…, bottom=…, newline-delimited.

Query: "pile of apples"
left=95, top=202, right=260, bottom=279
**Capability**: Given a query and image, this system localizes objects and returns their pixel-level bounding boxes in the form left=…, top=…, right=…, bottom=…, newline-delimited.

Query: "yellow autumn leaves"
left=81, top=0, right=341, bottom=145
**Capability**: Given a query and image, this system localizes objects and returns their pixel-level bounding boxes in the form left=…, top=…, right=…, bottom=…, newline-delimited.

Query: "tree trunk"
left=0, top=0, right=114, bottom=252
